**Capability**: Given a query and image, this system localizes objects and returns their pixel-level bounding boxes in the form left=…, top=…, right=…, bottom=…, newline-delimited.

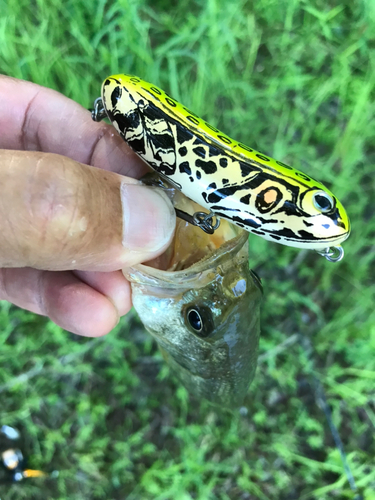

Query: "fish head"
left=126, top=222, right=263, bottom=408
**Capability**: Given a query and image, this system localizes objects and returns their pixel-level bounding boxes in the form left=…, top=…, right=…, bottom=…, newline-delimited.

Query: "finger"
left=73, top=269, right=131, bottom=316
left=0, top=268, right=121, bottom=336
left=0, top=74, right=148, bottom=177
left=0, top=150, right=175, bottom=271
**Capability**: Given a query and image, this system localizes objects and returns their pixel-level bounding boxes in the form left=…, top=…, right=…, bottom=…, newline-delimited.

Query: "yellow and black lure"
left=93, top=74, right=350, bottom=262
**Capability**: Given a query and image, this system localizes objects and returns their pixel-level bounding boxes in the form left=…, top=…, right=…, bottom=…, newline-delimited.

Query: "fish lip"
left=124, top=230, right=251, bottom=290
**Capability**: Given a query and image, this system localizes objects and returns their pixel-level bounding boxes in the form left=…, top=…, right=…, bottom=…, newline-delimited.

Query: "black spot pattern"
left=151, top=131, right=176, bottom=154
left=183, top=107, right=199, bottom=118
left=207, top=186, right=236, bottom=203
left=176, top=124, right=195, bottom=145
left=207, top=192, right=221, bottom=203
left=210, top=205, right=241, bottom=212
left=329, top=207, right=346, bottom=228
left=166, top=97, right=177, bottom=107
left=239, top=161, right=260, bottom=178
left=233, top=216, right=261, bottom=229
left=111, top=99, right=178, bottom=177
left=179, top=162, right=191, bottom=175
left=296, top=172, right=311, bottom=182
left=238, top=143, right=253, bottom=153
left=256, top=153, right=270, bottom=162
left=257, top=216, right=279, bottom=225
left=104, top=81, right=339, bottom=247
left=205, top=122, right=219, bottom=132
left=109, top=108, right=140, bottom=132
left=195, top=159, right=217, bottom=175
left=187, top=115, right=200, bottom=125
left=208, top=145, right=221, bottom=157
left=111, top=86, right=122, bottom=108
left=214, top=211, right=231, bottom=217
left=273, top=200, right=305, bottom=218
left=126, top=136, right=146, bottom=155
left=157, top=163, right=176, bottom=176
left=255, top=187, right=282, bottom=213
left=217, top=135, right=231, bottom=144
left=272, top=227, right=301, bottom=239
left=297, top=229, right=315, bottom=240
left=276, top=160, right=293, bottom=170
left=206, top=171, right=301, bottom=222
left=193, top=147, right=206, bottom=158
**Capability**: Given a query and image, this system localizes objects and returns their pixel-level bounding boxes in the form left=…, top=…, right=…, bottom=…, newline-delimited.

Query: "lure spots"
left=100, top=74, right=351, bottom=252
left=255, top=187, right=282, bottom=213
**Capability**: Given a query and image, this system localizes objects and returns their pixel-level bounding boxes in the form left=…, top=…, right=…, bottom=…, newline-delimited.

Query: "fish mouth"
left=126, top=226, right=250, bottom=289
left=125, top=178, right=254, bottom=289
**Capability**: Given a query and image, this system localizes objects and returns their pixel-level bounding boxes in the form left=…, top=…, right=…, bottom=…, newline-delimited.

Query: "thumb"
left=0, top=150, right=176, bottom=271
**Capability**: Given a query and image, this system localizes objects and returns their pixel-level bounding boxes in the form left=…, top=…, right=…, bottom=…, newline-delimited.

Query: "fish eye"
left=313, top=191, right=334, bottom=213
left=187, top=309, right=202, bottom=332
left=185, top=306, right=214, bottom=338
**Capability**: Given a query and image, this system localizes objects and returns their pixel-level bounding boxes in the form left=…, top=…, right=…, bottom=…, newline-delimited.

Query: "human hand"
left=0, top=76, right=176, bottom=336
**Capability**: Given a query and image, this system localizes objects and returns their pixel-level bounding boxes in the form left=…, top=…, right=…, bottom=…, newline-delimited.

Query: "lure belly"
left=94, top=74, right=350, bottom=260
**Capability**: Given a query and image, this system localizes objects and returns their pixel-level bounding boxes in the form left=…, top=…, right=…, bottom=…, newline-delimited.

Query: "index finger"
left=0, top=75, right=148, bottom=178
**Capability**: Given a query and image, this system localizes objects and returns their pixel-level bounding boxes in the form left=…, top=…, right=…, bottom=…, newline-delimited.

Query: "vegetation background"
left=0, top=0, right=374, bottom=498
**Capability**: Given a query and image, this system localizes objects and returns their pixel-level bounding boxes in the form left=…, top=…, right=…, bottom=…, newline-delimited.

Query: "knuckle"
left=20, top=89, right=43, bottom=151
left=28, top=155, right=89, bottom=253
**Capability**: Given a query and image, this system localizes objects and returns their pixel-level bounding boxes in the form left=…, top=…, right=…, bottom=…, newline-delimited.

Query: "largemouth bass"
left=124, top=180, right=263, bottom=407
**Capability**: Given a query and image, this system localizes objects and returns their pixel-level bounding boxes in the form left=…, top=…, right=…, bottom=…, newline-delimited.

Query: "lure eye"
left=313, top=191, right=334, bottom=213
left=185, top=306, right=214, bottom=338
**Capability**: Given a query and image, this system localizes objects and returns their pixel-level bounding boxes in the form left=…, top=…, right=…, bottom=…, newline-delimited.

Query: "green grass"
left=0, top=0, right=374, bottom=498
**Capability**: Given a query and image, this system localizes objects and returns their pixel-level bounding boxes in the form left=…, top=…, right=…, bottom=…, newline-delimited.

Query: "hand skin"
left=0, top=75, right=176, bottom=336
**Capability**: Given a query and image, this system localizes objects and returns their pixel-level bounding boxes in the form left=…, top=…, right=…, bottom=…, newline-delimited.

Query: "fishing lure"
left=92, top=74, right=350, bottom=262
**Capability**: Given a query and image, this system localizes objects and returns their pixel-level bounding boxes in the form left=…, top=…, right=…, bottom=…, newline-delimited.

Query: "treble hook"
left=175, top=209, right=220, bottom=235
left=316, top=246, right=344, bottom=263
left=91, top=97, right=107, bottom=122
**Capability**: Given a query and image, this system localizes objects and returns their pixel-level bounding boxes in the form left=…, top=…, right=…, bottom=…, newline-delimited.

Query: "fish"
left=94, top=74, right=350, bottom=262
left=123, top=178, right=263, bottom=407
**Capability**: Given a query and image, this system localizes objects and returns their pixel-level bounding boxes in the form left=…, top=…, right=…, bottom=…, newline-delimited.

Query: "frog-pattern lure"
left=93, top=74, right=350, bottom=261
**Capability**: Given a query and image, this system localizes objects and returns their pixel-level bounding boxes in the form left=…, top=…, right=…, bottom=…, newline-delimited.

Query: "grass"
left=0, top=0, right=374, bottom=498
